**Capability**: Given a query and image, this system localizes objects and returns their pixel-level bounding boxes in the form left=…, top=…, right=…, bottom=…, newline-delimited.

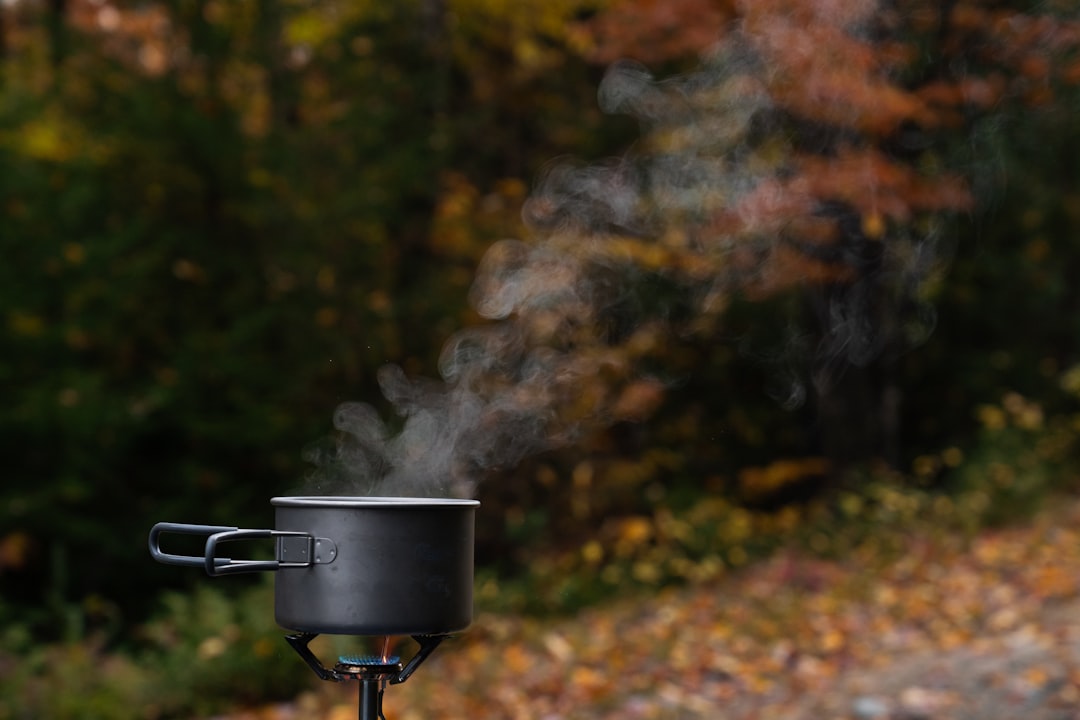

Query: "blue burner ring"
left=338, top=654, right=401, bottom=666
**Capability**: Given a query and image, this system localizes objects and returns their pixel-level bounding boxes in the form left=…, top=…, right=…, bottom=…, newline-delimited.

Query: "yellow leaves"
left=941, top=446, right=964, bottom=468
left=314, top=307, right=339, bottom=328
left=541, top=631, right=574, bottom=663
left=570, top=462, right=596, bottom=490
left=817, top=628, right=845, bottom=654
left=7, top=310, right=44, bottom=337
left=861, top=211, right=885, bottom=239
left=315, top=266, right=336, bottom=294
left=450, top=0, right=607, bottom=91
left=57, top=388, right=80, bottom=408
left=252, top=638, right=275, bottom=658
left=512, top=38, right=545, bottom=70
left=284, top=12, right=334, bottom=48
left=452, top=0, right=605, bottom=49
left=196, top=635, right=228, bottom=661
left=1031, top=565, right=1074, bottom=600
left=912, top=454, right=940, bottom=480
left=563, top=23, right=598, bottom=57
left=0, top=532, right=31, bottom=572
left=614, top=516, right=652, bottom=550
left=432, top=174, right=527, bottom=260
left=976, top=403, right=1008, bottom=430
left=738, top=457, right=829, bottom=500
left=172, top=258, right=206, bottom=283
left=976, top=392, right=1045, bottom=432
left=349, top=36, right=375, bottom=57
left=22, top=120, right=72, bottom=162
left=1062, top=364, right=1080, bottom=398
left=501, top=644, right=532, bottom=674
left=715, top=508, right=751, bottom=546
left=581, top=540, right=604, bottom=565
left=571, top=461, right=593, bottom=518
left=569, top=665, right=608, bottom=696
left=630, top=559, right=662, bottom=583
left=838, top=492, right=863, bottom=517
left=725, top=545, right=748, bottom=567
left=1003, top=391, right=1043, bottom=429
left=654, top=508, right=694, bottom=544
left=368, top=290, right=392, bottom=315
left=63, top=243, right=86, bottom=265
left=1, top=110, right=107, bottom=165
left=588, top=236, right=675, bottom=272
left=1025, top=237, right=1051, bottom=264
left=622, top=322, right=665, bottom=357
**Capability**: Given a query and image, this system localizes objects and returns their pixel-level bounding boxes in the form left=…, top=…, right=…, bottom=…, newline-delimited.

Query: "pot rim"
left=271, top=495, right=480, bottom=508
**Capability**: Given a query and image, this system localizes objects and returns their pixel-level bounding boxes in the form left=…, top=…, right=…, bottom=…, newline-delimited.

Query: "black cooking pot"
left=149, top=496, right=479, bottom=636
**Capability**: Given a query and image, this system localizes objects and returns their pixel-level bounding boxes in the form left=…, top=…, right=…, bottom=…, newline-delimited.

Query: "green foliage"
left=136, top=579, right=308, bottom=716
left=0, top=638, right=148, bottom=720
left=0, top=577, right=307, bottom=719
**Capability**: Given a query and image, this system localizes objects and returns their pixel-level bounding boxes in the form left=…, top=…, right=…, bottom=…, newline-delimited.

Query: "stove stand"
left=285, top=632, right=448, bottom=720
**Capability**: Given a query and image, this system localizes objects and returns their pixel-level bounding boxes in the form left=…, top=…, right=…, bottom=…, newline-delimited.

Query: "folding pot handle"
left=149, top=522, right=238, bottom=569
left=150, top=523, right=337, bottom=577
left=203, top=528, right=281, bottom=576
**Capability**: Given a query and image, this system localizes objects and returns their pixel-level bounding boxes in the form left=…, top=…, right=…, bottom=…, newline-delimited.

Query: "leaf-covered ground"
left=213, top=496, right=1080, bottom=720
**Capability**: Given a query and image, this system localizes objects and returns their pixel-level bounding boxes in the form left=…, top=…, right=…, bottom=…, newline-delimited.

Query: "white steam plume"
left=304, top=4, right=963, bottom=497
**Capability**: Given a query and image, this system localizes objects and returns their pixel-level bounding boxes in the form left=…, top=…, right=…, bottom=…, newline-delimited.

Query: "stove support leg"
left=359, top=678, right=386, bottom=720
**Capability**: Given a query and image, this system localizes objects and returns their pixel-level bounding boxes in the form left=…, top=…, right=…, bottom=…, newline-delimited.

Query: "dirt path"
left=791, top=597, right=1080, bottom=720
left=214, top=498, right=1080, bottom=720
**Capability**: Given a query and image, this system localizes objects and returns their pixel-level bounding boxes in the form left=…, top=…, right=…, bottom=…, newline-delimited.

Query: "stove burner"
left=285, top=633, right=448, bottom=720
left=338, top=654, right=402, bottom=667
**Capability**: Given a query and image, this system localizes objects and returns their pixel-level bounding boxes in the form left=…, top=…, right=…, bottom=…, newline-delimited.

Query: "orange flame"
left=380, top=635, right=399, bottom=663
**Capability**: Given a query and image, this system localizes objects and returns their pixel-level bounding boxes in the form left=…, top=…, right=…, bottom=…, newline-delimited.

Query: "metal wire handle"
left=148, top=522, right=337, bottom=576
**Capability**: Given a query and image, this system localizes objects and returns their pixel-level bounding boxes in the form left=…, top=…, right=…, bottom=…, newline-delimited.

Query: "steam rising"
left=305, top=10, right=958, bottom=497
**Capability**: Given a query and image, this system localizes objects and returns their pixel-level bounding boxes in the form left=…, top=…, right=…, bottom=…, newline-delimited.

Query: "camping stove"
left=285, top=632, right=447, bottom=720
left=149, top=497, right=478, bottom=719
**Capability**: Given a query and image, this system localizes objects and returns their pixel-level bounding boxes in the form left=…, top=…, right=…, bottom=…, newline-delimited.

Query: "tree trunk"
left=806, top=247, right=905, bottom=477
left=0, top=5, right=8, bottom=63
left=256, top=0, right=299, bottom=131
left=47, top=0, right=67, bottom=68
left=812, top=354, right=902, bottom=476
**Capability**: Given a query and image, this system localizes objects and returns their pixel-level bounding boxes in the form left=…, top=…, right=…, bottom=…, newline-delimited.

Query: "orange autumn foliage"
left=579, top=0, right=1080, bottom=297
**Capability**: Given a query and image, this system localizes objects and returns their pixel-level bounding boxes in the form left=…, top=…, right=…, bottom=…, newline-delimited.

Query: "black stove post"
left=359, top=677, right=386, bottom=720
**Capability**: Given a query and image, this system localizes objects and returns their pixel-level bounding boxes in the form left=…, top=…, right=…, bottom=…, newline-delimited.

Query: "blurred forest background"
left=2, top=0, right=1080, bottom=717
